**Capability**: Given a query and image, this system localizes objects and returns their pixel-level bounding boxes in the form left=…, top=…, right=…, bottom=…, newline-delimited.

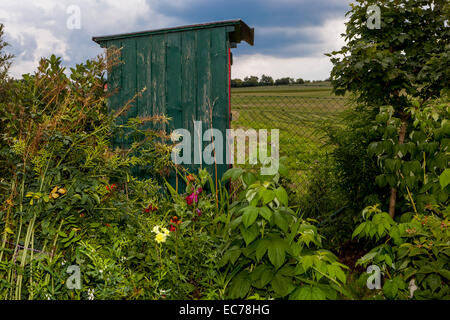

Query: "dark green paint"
left=93, top=20, right=254, bottom=186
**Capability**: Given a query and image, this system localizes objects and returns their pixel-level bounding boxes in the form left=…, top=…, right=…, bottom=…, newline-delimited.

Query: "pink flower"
left=185, top=193, right=197, bottom=205
left=185, top=187, right=203, bottom=205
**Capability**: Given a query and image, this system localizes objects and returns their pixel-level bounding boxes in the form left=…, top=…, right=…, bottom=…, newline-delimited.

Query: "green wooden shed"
left=93, top=20, right=254, bottom=185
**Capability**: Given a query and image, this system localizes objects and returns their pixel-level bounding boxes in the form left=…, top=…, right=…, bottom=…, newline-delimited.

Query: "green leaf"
left=268, top=238, right=287, bottom=269
left=438, top=269, right=450, bottom=281
left=352, top=222, right=366, bottom=239
left=242, top=171, right=257, bottom=186
left=240, top=224, right=260, bottom=246
left=301, top=255, right=314, bottom=271
left=273, top=210, right=289, bottom=233
left=271, top=273, right=295, bottom=297
left=278, top=163, right=289, bottom=176
left=222, top=168, right=244, bottom=181
left=241, top=206, right=259, bottom=228
left=256, top=239, right=270, bottom=261
left=228, top=270, right=251, bottom=299
left=383, top=279, right=398, bottom=299
left=259, top=206, right=273, bottom=221
left=311, top=287, right=326, bottom=300
left=290, top=286, right=313, bottom=300
left=275, top=187, right=288, bottom=207
left=426, top=274, right=441, bottom=293
left=439, top=169, right=450, bottom=189
left=261, top=189, right=276, bottom=205
left=251, top=264, right=274, bottom=289
left=335, top=267, right=347, bottom=284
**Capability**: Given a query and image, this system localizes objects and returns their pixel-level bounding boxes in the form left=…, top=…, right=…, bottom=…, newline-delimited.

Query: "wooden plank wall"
left=105, top=27, right=231, bottom=186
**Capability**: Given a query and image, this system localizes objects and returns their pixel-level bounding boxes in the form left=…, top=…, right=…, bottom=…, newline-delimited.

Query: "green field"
left=232, top=84, right=335, bottom=97
left=230, top=85, right=349, bottom=194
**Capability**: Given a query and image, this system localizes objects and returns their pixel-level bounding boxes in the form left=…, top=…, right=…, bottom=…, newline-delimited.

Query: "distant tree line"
left=230, top=75, right=331, bottom=87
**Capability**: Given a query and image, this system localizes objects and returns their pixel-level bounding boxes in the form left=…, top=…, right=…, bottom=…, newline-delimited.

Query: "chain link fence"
left=230, top=94, right=350, bottom=195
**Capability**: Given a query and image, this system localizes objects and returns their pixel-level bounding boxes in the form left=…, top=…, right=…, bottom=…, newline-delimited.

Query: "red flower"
left=185, top=193, right=197, bottom=205
left=105, top=223, right=111, bottom=228
left=143, top=204, right=158, bottom=213
left=170, top=216, right=182, bottom=225
left=187, top=174, right=196, bottom=183
left=106, top=184, right=117, bottom=192
left=169, top=225, right=176, bottom=232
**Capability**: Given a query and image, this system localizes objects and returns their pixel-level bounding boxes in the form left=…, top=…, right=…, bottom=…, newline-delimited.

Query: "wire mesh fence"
left=230, top=94, right=350, bottom=195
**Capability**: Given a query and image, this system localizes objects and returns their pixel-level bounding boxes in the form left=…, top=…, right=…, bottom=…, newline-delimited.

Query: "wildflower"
left=105, top=223, right=111, bottom=228
left=152, top=226, right=160, bottom=234
left=49, top=186, right=60, bottom=199
left=170, top=131, right=182, bottom=142
left=144, top=203, right=158, bottom=213
left=155, top=232, right=167, bottom=243
left=106, top=184, right=117, bottom=192
left=187, top=174, right=196, bottom=183
left=161, top=227, right=170, bottom=236
left=80, top=213, right=85, bottom=218
left=185, top=187, right=202, bottom=205
left=185, top=193, right=196, bottom=205
left=170, top=216, right=182, bottom=225
left=196, top=208, right=202, bottom=217
left=169, top=216, right=182, bottom=231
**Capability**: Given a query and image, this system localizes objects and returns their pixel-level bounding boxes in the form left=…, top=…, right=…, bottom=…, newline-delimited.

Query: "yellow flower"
left=161, top=228, right=170, bottom=236
left=49, top=186, right=59, bottom=199
left=155, top=232, right=167, bottom=244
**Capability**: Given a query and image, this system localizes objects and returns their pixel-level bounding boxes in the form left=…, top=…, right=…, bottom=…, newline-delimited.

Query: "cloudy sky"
left=0, top=0, right=352, bottom=80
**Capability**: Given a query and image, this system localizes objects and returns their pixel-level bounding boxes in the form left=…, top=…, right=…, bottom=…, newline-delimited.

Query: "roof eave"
left=92, top=19, right=254, bottom=46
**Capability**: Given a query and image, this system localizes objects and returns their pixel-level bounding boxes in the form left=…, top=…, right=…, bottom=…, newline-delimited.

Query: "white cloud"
left=0, top=0, right=179, bottom=78
left=1, top=1, right=348, bottom=80
left=233, top=18, right=347, bottom=80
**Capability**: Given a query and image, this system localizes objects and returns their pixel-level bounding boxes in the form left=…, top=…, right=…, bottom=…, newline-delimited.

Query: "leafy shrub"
left=353, top=204, right=449, bottom=299
left=0, top=51, right=176, bottom=299
left=368, top=99, right=449, bottom=215
left=218, top=167, right=349, bottom=300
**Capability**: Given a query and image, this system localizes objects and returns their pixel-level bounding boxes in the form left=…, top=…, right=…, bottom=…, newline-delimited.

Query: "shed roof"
left=92, top=19, right=254, bottom=46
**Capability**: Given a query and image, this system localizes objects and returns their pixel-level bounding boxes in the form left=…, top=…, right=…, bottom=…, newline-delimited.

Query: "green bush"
left=353, top=204, right=450, bottom=299
left=0, top=51, right=223, bottom=299
left=218, top=167, right=350, bottom=300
